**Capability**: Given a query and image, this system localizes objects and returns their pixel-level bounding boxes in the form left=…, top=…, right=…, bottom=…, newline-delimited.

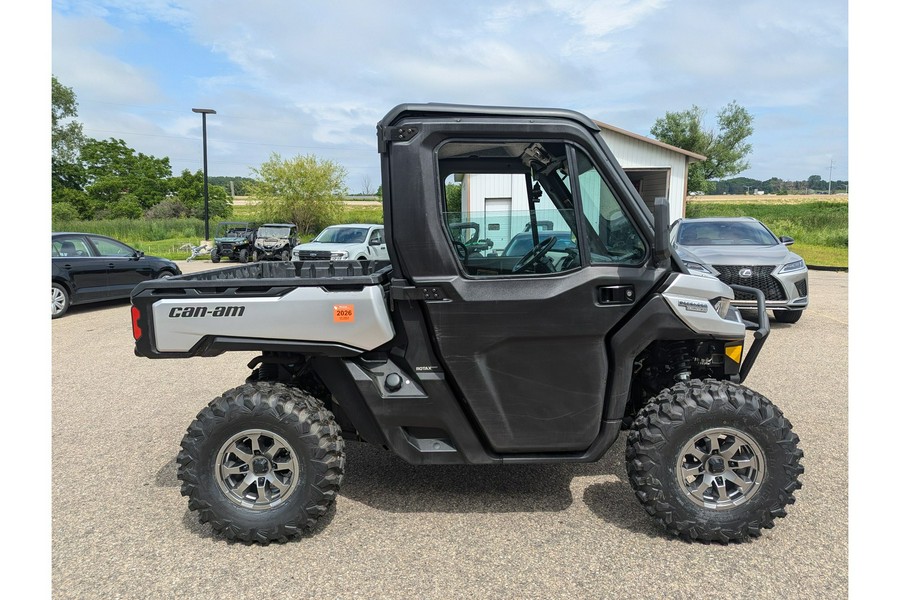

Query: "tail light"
left=131, top=306, right=142, bottom=340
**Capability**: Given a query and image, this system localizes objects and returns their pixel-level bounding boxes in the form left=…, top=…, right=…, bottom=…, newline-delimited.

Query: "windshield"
left=313, top=227, right=368, bottom=244
left=257, top=226, right=292, bottom=238
left=676, top=221, right=779, bottom=246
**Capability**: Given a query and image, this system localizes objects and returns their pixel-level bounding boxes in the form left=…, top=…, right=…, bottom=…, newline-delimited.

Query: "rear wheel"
left=774, top=309, right=803, bottom=324
left=177, top=382, right=345, bottom=543
left=626, top=379, right=803, bottom=543
left=210, top=248, right=221, bottom=263
left=52, top=283, right=69, bottom=319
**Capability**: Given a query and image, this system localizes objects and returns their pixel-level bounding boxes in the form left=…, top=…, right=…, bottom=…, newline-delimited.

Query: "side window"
left=89, top=236, right=135, bottom=257
left=438, top=141, right=581, bottom=277
left=53, top=236, right=92, bottom=257
left=370, top=229, right=383, bottom=245
left=572, top=147, right=646, bottom=264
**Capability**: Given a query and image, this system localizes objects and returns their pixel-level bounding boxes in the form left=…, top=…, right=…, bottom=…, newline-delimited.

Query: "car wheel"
left=177, top=382, right=345, bottom=543
left=280, top=250, right=291, bottom=262
left=239, top=248, right=249, bottom=263
left=52, top=283, right=70, bottom=319
left=626, top=379, right=803, bottom=543
left=773, top=309, right=803, bottom=324
left=252, top=250, right=260, bottom=262
left=210, top=248, right=221, bottom=263
left=157, top=269, right=176, bottom=279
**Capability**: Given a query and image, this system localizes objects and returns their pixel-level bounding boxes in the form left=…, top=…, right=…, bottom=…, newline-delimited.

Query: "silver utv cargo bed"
left=131, top=260, right=395, bottom=358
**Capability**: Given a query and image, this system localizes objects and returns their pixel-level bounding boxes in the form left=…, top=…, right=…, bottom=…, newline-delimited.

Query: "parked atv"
left=252, top=223, right=298, bottom=261
left=210, top=221, right=256, bottom=263
left=131, top=103, right=803, bottom=545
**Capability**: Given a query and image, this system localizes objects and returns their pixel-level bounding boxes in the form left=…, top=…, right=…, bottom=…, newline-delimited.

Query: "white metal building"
left=459, top=122, right=705, bottom=249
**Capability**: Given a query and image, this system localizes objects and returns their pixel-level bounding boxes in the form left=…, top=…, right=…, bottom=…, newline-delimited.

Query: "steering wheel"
left=452, top=241, right=469, bottom=262
left=512, top=236, right=557, bottom=273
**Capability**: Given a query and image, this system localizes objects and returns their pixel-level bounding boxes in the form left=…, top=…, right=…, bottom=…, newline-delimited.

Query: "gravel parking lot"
left=50, top=265, right=849, bottom=599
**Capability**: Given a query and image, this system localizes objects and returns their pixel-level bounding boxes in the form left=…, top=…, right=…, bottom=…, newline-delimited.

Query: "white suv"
left=291, top=224, right=388, bottom=264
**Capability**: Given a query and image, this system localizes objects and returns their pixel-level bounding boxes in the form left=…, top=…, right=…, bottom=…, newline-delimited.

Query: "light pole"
left=192, top=108, right=216, bottom=241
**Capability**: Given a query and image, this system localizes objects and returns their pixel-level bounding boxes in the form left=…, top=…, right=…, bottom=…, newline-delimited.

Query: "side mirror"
left=780, top=235, right=794, bottom=246
left=134, top=250, right=145, bottom=259
left=653, top=197, right=671, bottom=267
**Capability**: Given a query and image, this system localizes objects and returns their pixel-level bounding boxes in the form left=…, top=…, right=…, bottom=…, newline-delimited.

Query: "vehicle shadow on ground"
left=156, top=437, right=667, bottom=540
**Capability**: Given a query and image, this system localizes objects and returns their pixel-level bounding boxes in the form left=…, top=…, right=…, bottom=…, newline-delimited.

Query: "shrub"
left=52, top=202, right=81, bottom=223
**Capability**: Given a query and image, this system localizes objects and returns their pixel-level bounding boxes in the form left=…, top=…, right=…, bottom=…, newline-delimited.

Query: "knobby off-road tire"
left=625, top=379, right=803, bottom=543
left=177, top=382, right=345, bottom=544
left=210, top=248, right=221, bottom=263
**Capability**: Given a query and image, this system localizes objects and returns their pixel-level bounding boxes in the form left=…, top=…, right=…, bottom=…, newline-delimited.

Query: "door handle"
left=597, top=285, right=635, bottom=304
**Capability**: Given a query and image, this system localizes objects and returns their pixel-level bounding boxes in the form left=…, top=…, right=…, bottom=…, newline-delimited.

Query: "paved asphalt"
left=51, top=264, right=849, bottom=599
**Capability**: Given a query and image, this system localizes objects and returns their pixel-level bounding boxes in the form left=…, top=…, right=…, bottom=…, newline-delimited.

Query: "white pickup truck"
left=291, top=223, right=388, bottom=264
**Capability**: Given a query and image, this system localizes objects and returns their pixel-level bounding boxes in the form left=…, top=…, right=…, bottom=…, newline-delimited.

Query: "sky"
left=47, top=0, right=849, bottom=193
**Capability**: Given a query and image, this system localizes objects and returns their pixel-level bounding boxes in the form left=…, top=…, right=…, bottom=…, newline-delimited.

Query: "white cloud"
left=51, top=0, right=849, bottom=186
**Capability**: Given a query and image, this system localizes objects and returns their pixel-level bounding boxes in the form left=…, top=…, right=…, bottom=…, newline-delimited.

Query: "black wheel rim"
left=676, top=427, right=766, bottom=509
left=214, top=429, right=301, bottom=510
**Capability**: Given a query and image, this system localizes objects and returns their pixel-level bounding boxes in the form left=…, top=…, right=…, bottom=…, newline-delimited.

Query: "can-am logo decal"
left=168, top=306, right=245, bottom=318
left=677, top=300, right=709, bottom=313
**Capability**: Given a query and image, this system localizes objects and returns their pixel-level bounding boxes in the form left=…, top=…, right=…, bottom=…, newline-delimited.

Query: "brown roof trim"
left=593, top=120, right=707, bottom=162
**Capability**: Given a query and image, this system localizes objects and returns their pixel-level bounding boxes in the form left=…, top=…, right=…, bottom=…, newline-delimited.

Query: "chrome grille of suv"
left=296, top=250, right=332, bottom=260
left=713, top=265, right=787, bottom=301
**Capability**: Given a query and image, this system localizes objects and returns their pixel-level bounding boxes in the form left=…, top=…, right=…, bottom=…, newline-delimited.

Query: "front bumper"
left=716, top=266, right=809, bottom=313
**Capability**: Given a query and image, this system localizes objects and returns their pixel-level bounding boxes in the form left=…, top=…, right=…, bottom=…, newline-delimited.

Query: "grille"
left=219, top=243, right=233, bottom=251
left=713, top=265, right=787, bottom=301
left=296, top=250, right=332, bottom=260
left=796, top=278, right=808, bottom=297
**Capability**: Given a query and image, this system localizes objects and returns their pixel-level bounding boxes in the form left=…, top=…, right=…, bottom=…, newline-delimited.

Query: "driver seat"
left=60, top=241, right=77, bottom=257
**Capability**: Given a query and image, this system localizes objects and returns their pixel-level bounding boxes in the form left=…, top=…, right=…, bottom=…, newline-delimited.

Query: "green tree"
left=52, top=76, right=87, bottom=192
left=651, top=101, right=754, bottom=193
left=247, top=153, right=347, bottom=235
left=80, top=138, right=173, bottom=211
left=168, top=169, right=231, bottom=220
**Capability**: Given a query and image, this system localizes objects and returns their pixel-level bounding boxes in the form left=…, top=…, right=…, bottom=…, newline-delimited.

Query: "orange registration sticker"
left=333, top=304, right=355, bottom=323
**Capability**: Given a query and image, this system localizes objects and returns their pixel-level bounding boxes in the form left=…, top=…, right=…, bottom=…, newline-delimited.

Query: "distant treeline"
left=208, top=176, right=256, bottom=196
left=711, top=175, right=848, bottom=195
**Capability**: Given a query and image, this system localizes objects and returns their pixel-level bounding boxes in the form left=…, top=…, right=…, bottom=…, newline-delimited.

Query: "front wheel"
left=280, top=250, right=291, bottom=262
left=210, top=248, right=220, bottom=263
left=626, top=379, right=803, bottom=543
left=238, top=248, right=249, bottom=263
left=177, top=382, right=345, bottom=543
left=774, top=309, right=803, bottom=324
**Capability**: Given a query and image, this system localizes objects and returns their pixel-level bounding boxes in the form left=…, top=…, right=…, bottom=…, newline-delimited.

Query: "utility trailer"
left=131, top=103, right=802, bottom=544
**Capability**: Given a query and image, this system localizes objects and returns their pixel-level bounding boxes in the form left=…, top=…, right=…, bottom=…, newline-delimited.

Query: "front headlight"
left=779, top=259, right=806, bottom=273
left=712, top=296, right=732, bottom=318
left=683, top=260, right=712, bottom=275
left=331, top=250, right=349, bottom=260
